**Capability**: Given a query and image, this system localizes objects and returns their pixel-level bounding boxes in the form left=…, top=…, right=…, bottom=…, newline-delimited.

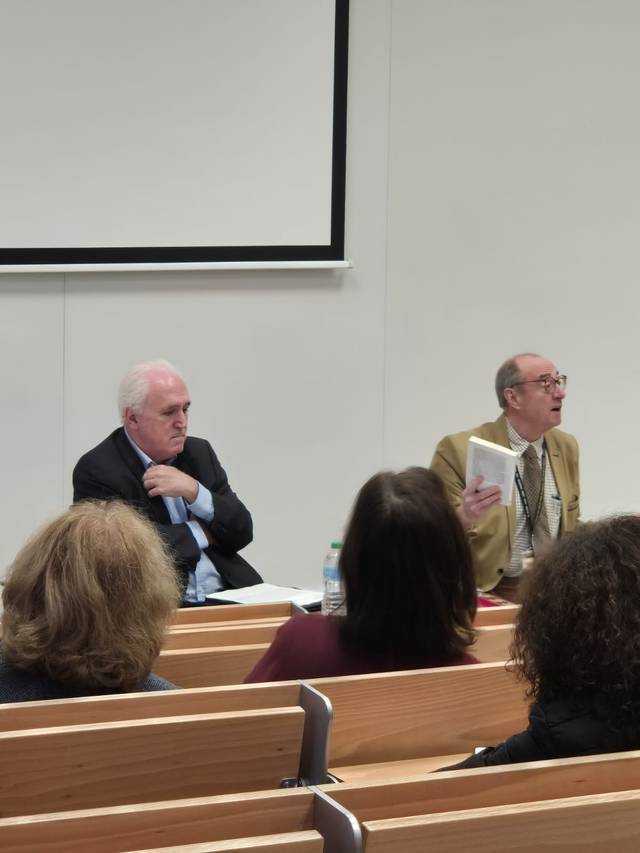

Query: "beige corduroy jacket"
left=430, top=414, right=580, bottom=591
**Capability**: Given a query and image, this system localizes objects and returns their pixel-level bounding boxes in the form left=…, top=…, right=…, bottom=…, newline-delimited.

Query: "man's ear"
left=503, top=388, right=518, bottom=410
left=123, top=407, right=138, bottom=429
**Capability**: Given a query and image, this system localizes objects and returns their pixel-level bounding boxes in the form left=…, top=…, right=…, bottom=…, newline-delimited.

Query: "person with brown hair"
left=448, top=515, right=640, bottom=768
left=245, top=467, right=478, bottom=682
left=0, top=500, right=181, bottom=702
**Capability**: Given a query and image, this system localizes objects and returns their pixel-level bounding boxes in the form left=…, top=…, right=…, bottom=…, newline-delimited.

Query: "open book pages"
left=207, top=582, right=322, bottom=609
left=465, top=435, right=518, bottom=506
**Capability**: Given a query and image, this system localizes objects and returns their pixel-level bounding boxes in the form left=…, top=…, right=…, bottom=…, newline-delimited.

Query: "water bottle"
left=321, top=541, right=346, bottom=616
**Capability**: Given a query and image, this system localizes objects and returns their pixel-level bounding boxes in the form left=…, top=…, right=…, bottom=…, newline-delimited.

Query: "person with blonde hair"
left=0, top=500, right=181, bottom=701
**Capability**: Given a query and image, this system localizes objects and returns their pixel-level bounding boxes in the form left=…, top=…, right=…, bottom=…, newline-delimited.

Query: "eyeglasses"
left=511, top=374, right=567, bottom=393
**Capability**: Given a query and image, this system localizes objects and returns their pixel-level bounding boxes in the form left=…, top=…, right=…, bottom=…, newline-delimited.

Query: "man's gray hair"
left=494, top=353, right=540, bottom=409
left=118, top=359, right=184, bottom=420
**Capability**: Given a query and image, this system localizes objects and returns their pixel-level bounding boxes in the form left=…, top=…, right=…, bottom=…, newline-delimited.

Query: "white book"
left=465, top=436, right=518, bottom=506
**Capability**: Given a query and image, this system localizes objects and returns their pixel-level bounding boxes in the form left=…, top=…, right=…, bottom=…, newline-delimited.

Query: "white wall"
left=0, top=0, right=391, bottom=585
left=383, top=0, right=640, bottom=522
left=1, top=0, right=338, bottom=250
left=3, top=0, right=640, bottom=585
left=1, top=275, right=64, bottom=568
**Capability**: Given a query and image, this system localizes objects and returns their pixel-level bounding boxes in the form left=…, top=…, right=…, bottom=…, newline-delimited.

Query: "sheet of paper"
left=207, top=582, right=322, bottom=609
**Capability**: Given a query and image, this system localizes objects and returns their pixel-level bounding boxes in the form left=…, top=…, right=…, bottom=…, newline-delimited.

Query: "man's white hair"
left=118, top=360, right=184, bottom=420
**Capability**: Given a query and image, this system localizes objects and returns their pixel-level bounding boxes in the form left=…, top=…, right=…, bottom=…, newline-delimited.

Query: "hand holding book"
left=458, top=475, right=502, bottom=528
left=457, top=436, right=518, bottom=528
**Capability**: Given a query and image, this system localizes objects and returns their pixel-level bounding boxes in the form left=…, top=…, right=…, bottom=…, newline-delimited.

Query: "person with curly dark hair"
left=448, top=514, right=640, bottom=768
left=245, top=467, right=478, bottom=682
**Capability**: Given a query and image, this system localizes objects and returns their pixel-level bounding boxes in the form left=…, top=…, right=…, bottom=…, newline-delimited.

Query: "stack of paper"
left=207, top=582, right=322, bottom=609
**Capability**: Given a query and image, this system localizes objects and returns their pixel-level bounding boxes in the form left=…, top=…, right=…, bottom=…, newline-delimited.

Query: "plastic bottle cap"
left=331, top=541, right=342, bottom=549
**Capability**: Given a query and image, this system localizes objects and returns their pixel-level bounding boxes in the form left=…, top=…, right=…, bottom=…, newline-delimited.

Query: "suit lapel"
left=113, top=428, right=172, bottom=524
left=544, top=429, right=567, bottom=530
left=114, top=427, right=146, bottom=477
left=174, top=443, right=195, bottom=478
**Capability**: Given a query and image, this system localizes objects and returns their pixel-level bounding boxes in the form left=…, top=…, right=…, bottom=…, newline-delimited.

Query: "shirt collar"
left=124, top=428, right=176, bottom=469
left=506, top=419, right=545, bottom=458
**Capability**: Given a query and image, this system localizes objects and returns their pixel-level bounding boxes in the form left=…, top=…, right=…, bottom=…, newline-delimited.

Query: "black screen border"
left=0, top=0, right=349, bottom=268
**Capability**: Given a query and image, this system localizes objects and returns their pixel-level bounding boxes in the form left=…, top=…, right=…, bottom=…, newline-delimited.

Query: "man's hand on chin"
left=143, top=465, right=199, bottom=503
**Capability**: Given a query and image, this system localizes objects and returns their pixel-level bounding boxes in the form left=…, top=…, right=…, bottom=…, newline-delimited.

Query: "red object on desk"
left=477, top=594, right=507, bottom=607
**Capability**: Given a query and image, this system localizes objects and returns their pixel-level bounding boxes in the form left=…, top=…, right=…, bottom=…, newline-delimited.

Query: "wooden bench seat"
left=0, top=707, right=305, bottom=818
left=360, top=789, right=640, bottom=852
left=0, top=788, right=318, bottom=853
left=154, top=644, right=270, bottom=687
left=169, top=617, right=287, bottom=634
left=168, top=603, right=515, bottom=633
left=0, top=785, right=360, bottom=853
left=470, top=623, right=513, bottom=663
left=322, top=750, right=640, bottom=850
left=166, top=618, right=513, bottom=657
left=323, top=749, right=640, bottom=821
left=473, top=604, right=518, bottom=626
left=308, top=662, right=527, bottom=783
left=0, top=682, right=302, bottom=731
left=164, top=623, right=281, bottom=650
left=326, top=753, right=467, bottom=785
left=154, top=624, right=513, bottom=689
left=172, top=602, right=304, bottom=626
left=127, top=831, right=324, bottom=852
left=6, top=750, right=640, bottom=852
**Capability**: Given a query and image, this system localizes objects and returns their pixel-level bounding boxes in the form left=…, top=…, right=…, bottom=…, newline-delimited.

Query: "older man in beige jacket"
left=431, top=353, right=580, bottom=601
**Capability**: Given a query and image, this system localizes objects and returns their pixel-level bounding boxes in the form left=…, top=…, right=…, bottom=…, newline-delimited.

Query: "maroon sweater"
left=244, top=614, right=477, bottom=683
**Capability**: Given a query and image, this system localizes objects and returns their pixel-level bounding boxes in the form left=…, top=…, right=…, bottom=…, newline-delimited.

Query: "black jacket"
left=447, top=697, right=637, bottom=769
left=73, top=428, right=261, bottom=591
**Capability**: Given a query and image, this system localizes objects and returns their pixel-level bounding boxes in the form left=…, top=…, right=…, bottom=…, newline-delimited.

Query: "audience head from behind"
left=339, top=466, right=477, bottom=660
left=514, top=514, right=640, bottom=731
left=1, top=500, right=181, bottom=701
left=448, top=514, right=640, bottom=771
left=245, top=466, right=478, bottom=682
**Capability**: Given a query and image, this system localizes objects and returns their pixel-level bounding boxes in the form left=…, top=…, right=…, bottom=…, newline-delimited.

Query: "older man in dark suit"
left=73, top=360, right=260, bottom=603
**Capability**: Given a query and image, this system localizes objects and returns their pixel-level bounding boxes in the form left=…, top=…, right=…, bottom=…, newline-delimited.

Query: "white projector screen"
left=0, top=0, right=348, bottom=267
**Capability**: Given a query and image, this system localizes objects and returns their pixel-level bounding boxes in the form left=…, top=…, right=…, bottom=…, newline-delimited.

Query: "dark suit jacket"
left=73, top=428, right=261, bottom=591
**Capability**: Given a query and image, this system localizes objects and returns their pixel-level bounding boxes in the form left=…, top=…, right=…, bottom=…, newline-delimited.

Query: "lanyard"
left=514, top=448, right=546, bottom=545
